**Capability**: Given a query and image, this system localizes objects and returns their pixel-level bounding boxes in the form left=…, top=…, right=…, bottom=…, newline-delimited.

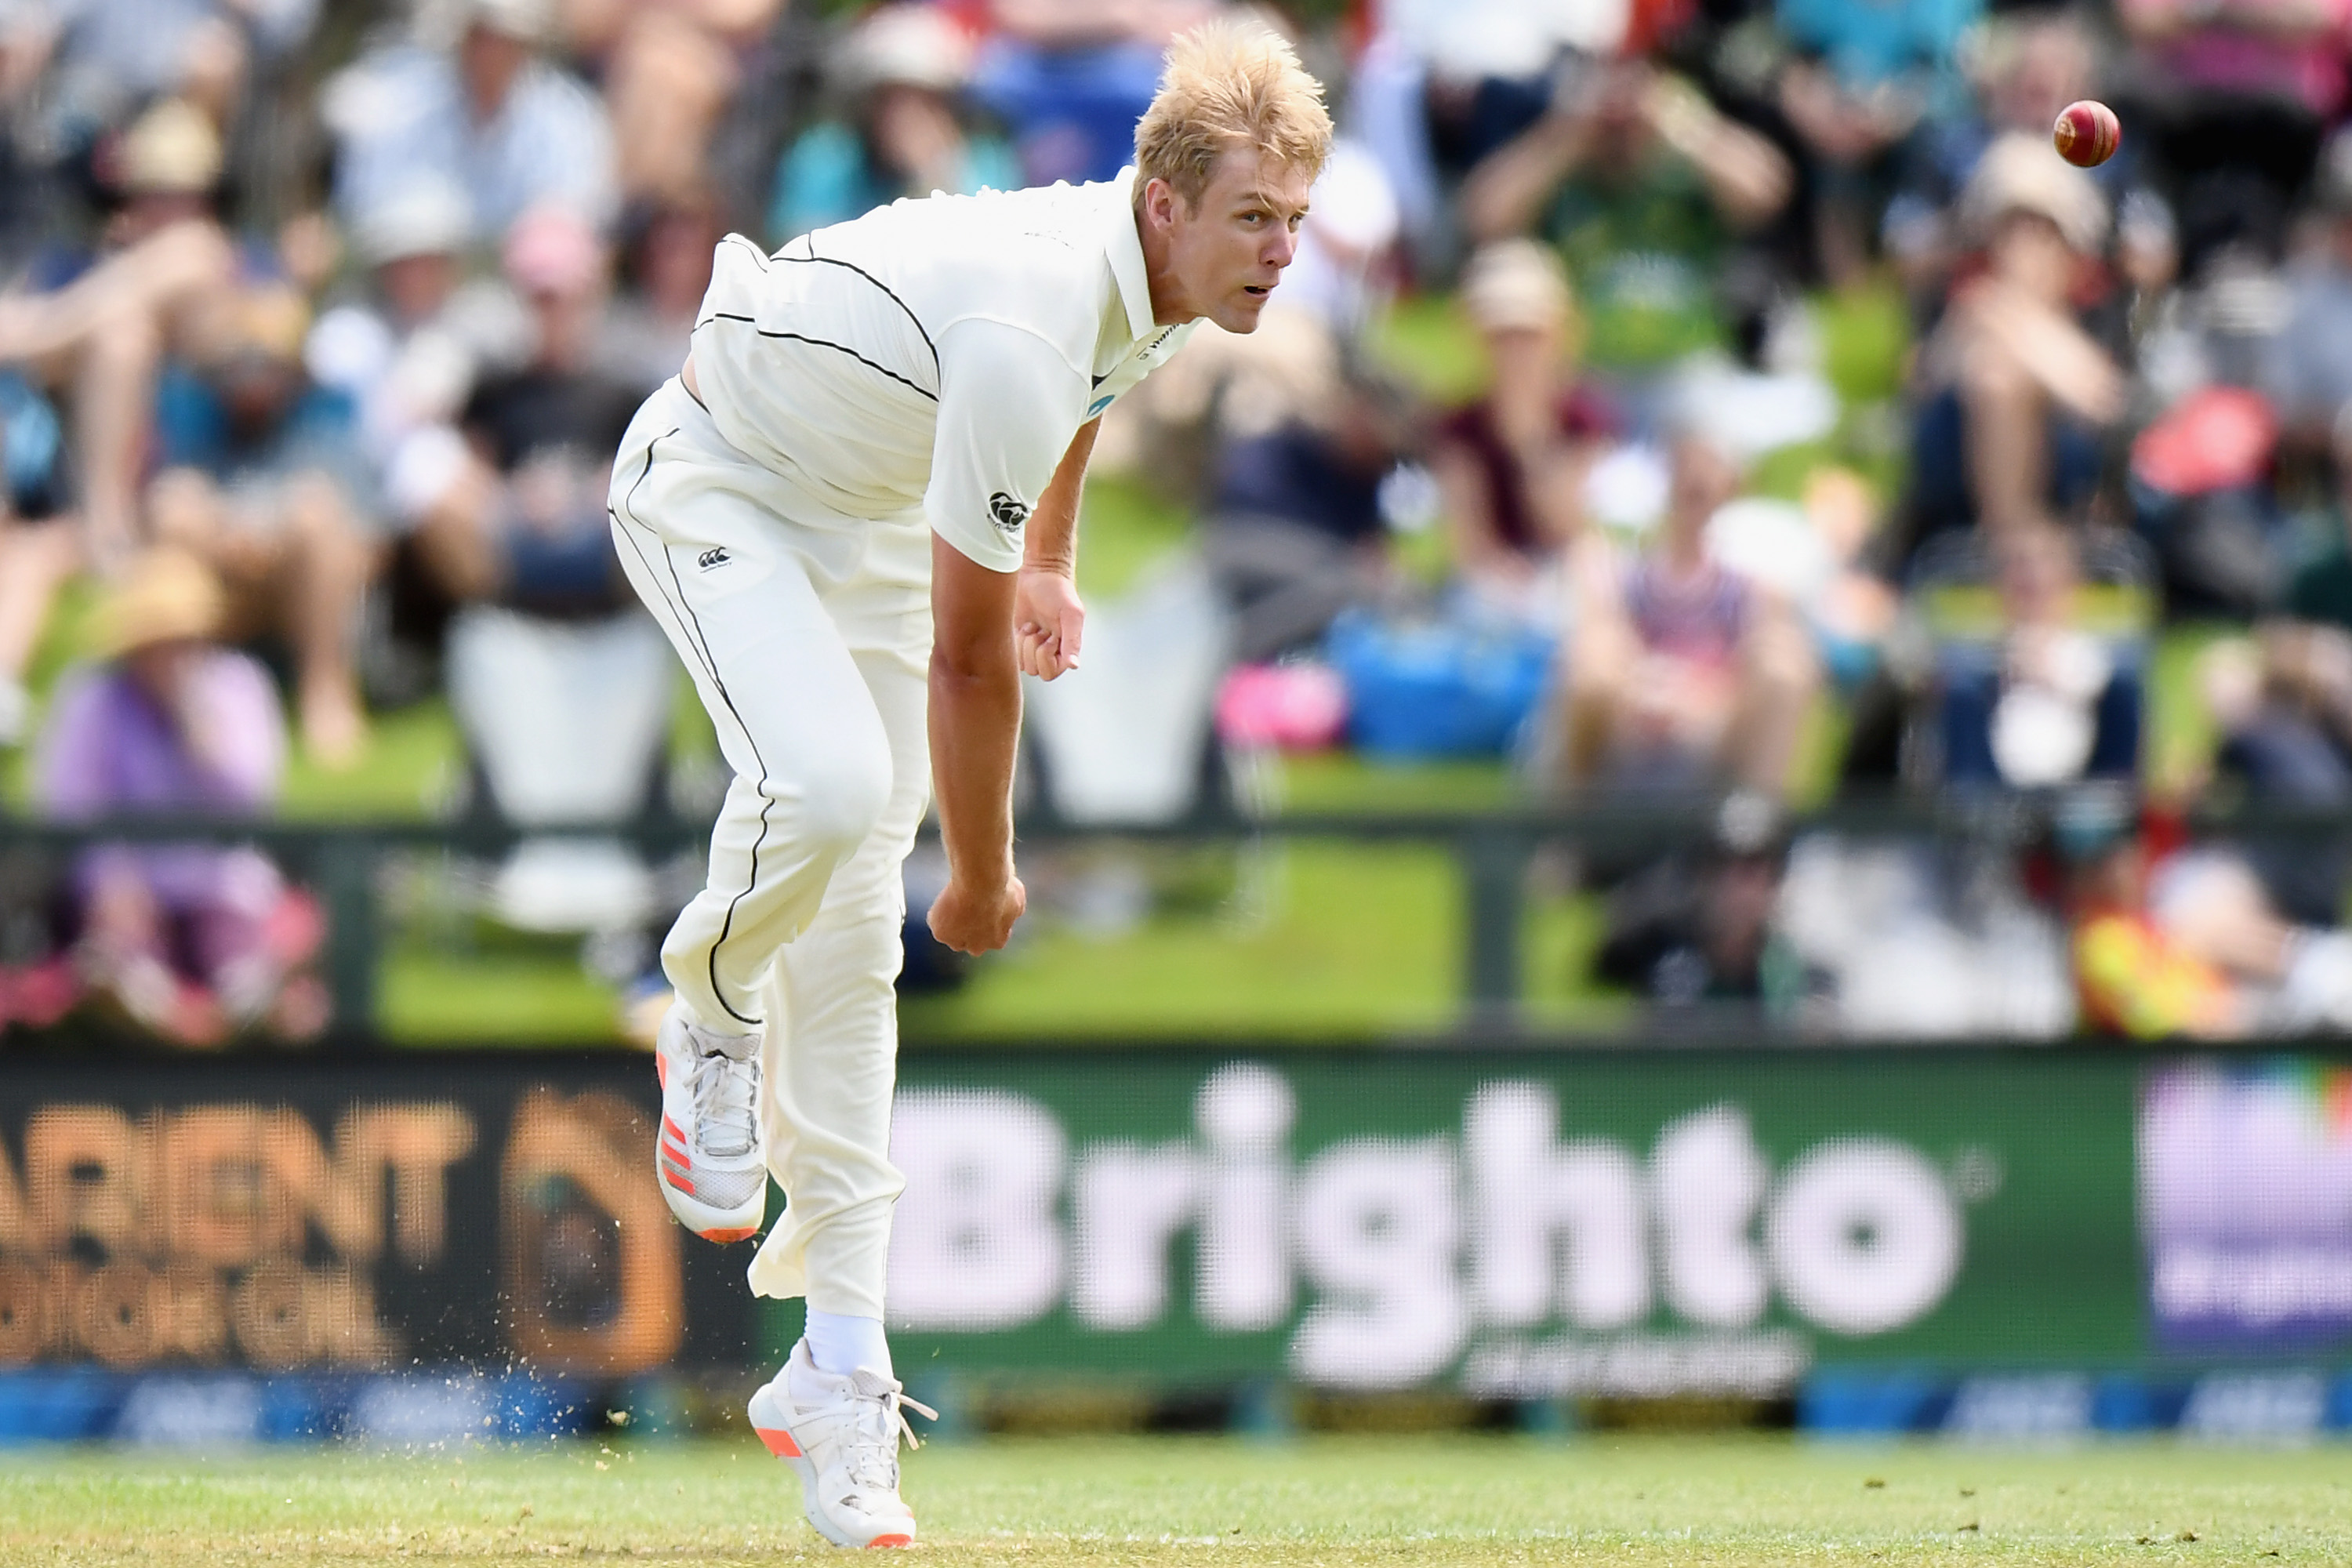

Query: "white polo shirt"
left=689, top=168, right=1195, bottom=574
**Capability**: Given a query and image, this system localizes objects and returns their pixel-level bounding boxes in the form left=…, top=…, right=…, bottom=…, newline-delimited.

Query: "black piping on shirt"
left=694, top=311, right=939, bottom=403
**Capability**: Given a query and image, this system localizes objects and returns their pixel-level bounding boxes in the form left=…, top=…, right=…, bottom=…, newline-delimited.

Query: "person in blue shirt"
left=1775, top=0, right=1983, bottom=283
left=769, top=5, right=1021, bottom=243
left=147, top=283, right=380, bottom=767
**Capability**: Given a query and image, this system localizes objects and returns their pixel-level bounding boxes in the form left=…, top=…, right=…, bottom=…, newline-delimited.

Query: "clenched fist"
left=927, top=874, right=1028, bottom=954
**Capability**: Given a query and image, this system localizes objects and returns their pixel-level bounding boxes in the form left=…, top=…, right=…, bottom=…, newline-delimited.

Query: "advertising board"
left=3, top=1044, right=2350, bottom=1438
left=870, top=1051, right=2147, bottom=1399
left=0, top=1054, right=753, bottom=1380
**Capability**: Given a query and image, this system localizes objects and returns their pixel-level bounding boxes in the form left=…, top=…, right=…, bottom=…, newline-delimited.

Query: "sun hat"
left=117, top=98, right=223, bottom=197
left=1459, top=239, right=1576, bottom=332
left=1962, top=132, right=2108, bottom=254
left=93, top=549, right=226, bottom=659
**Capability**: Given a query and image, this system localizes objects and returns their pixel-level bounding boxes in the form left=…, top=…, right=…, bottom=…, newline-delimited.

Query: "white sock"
left=804, top=1310, right=892, bottom=1380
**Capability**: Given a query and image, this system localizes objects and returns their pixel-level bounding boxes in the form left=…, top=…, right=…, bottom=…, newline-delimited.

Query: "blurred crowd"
left=5, top=0, right=2352, bottom=1043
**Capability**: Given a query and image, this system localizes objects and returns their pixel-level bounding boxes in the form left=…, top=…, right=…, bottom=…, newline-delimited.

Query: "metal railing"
left=4, top=789, right=2347, bottom=1044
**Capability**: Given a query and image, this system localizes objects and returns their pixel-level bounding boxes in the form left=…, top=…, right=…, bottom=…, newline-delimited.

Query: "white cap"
left=837, top=5, right=971, bottom=93
left=353, top=176, right=473, bottom=264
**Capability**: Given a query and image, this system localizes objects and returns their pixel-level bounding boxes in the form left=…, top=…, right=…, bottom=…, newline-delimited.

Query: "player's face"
left=1164, top=151, right=1313, bottom=332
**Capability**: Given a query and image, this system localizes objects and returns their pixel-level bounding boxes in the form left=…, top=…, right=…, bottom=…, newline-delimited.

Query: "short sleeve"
left=924, top=318, right=1090, bottom=574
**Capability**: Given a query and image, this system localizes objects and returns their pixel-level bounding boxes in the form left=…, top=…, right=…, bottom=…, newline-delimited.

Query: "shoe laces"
left=841, top=1370, right=937, bottom=1494
left=687, top=1029, right=760, bottom=1158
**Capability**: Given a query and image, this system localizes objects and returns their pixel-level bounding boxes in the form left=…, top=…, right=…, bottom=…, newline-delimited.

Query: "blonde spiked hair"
left=1134, top=18, right=1334, bottom=209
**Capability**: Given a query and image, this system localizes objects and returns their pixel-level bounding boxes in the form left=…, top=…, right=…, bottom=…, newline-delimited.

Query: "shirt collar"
left=1102, top=166, right=1158, bottom=346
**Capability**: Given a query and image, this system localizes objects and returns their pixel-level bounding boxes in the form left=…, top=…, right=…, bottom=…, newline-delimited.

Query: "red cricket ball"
left=2053, top=100, right=2121, bottom=169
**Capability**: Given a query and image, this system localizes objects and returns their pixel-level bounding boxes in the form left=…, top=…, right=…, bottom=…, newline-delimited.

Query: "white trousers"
left=608, top=379, right=931, bottom=1319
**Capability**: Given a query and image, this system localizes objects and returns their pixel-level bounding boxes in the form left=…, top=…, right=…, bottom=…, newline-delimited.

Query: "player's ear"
left=1140, top=176, right=1177, bottom=234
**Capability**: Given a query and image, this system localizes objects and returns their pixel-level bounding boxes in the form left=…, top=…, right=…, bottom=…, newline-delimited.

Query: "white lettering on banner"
left=1466, top=1083, right=1649, bottom=1330
left=1073, top=1144, right=1198, bottom=1329
left=1067, top=1065, right=1295, bottom=1332
left=887, top=1092, right=1064, bottom=1330
left=1194, top=1065, right=1294, bottom=1331
left=1769, top=1140, right=1965, bottom=1335
left=1290, top=1139, right=1465, bottom=1386
left=883, top=1071, right=1974, bottom=1388
left=1652, top=1107, right=1772, bottom=1328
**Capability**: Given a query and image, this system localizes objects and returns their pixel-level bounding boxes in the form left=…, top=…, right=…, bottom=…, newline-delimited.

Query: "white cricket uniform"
left=607, top=168, right=1192, bottom=1319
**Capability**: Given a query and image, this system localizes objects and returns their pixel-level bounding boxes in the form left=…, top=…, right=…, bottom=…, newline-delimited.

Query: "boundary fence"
left=4, top=792, right=2349, bottom=1044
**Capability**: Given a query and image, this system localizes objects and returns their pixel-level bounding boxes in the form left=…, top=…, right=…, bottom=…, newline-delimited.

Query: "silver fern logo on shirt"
left=988, top=492, right=1030, bottom=535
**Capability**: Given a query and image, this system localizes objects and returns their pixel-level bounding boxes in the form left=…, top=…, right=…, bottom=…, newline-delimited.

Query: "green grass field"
left=2, top=1435, right=2346, bottom=1565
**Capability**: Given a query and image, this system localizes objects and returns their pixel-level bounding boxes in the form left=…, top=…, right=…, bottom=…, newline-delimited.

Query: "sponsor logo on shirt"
left=988, top=492, right=1030, bottom=535
left=697, top=547, right=731, bottom=570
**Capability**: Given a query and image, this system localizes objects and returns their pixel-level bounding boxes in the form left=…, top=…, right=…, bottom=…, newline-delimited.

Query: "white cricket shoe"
left=748, top=1341, right=935, bottom=1548
left=652, top=1005, right=766, bottom=1243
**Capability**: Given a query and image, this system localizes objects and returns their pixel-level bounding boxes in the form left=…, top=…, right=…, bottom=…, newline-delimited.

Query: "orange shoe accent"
left=655, top=1054, right=670, bottom=1088
left=865, top=1534, right=913, bottom=1548
left=753, top=1424, right=802, bottom=1458
left=699, top=1225, right=757, bottom=1243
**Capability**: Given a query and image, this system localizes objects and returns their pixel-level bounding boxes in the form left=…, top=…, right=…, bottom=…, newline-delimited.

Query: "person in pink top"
left=34, top=549, right=325, bottom=1044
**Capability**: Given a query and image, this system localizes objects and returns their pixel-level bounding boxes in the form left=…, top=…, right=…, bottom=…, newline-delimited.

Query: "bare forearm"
left=0, top=220, right=228, bottom=364
left=1025, top=419, right=1097, bottom=577
left=927, top=652, right=1022, bottom=885
left=1652, top=81, right=1791, bottom=230
left=1461, top=114, right=1587, bottom=242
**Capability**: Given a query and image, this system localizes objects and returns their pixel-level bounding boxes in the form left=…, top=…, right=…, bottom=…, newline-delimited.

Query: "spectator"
left=304, top=175, right=532, bottom=513
left=323, top=0, right=619, bottom=246
left=1555, top=421, right=1819, bottom=796
left=1774, top=0, right=1983, bottom=281
left=2195, top=419, right=2352, bottom=918
left=147, top=282, right=379, bottom=768
left=1882, top=10, right=2106, bottom=311
left=2263, top=131, right=2352, bottom=456
left=1894, top=134, right=2120, bottom=558
left=770, top=5, right=1020, bottom=242
left=34, top=548, right=324, bottom=1046
left=1461, top=60, right=1793, bottom=379
left=1432, top=239, right=1614, bottom=615
left=39, top=0, right=318, bottom=136
left=970, top=0, right=1172, bottom=187
left=1203, top=369, right=1411, bottom=663
left=2118, top=0, right=2345, bottom=271
left=560, top=0, right=785, bottom=206
left=2199, top=633, right=2352, bottom=925
left=1349, top=0, right=1642, bottom=274
left=1595, top=798, right=1807, bottom=1022
left=2070, top=810, right=2352, bottom=1039
left=0, top=96, right=239, bottom=569
left=0, top=375, right=78, bottom=749
left=411, top=205, right=644, bottom=615
left=426, top=209, right=673, bottom=938
left=1936, top=526, right=2140, bottom=789
left=601, top=191, right=723, bottom=394
left=0, top=96, right=242, bottom=751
